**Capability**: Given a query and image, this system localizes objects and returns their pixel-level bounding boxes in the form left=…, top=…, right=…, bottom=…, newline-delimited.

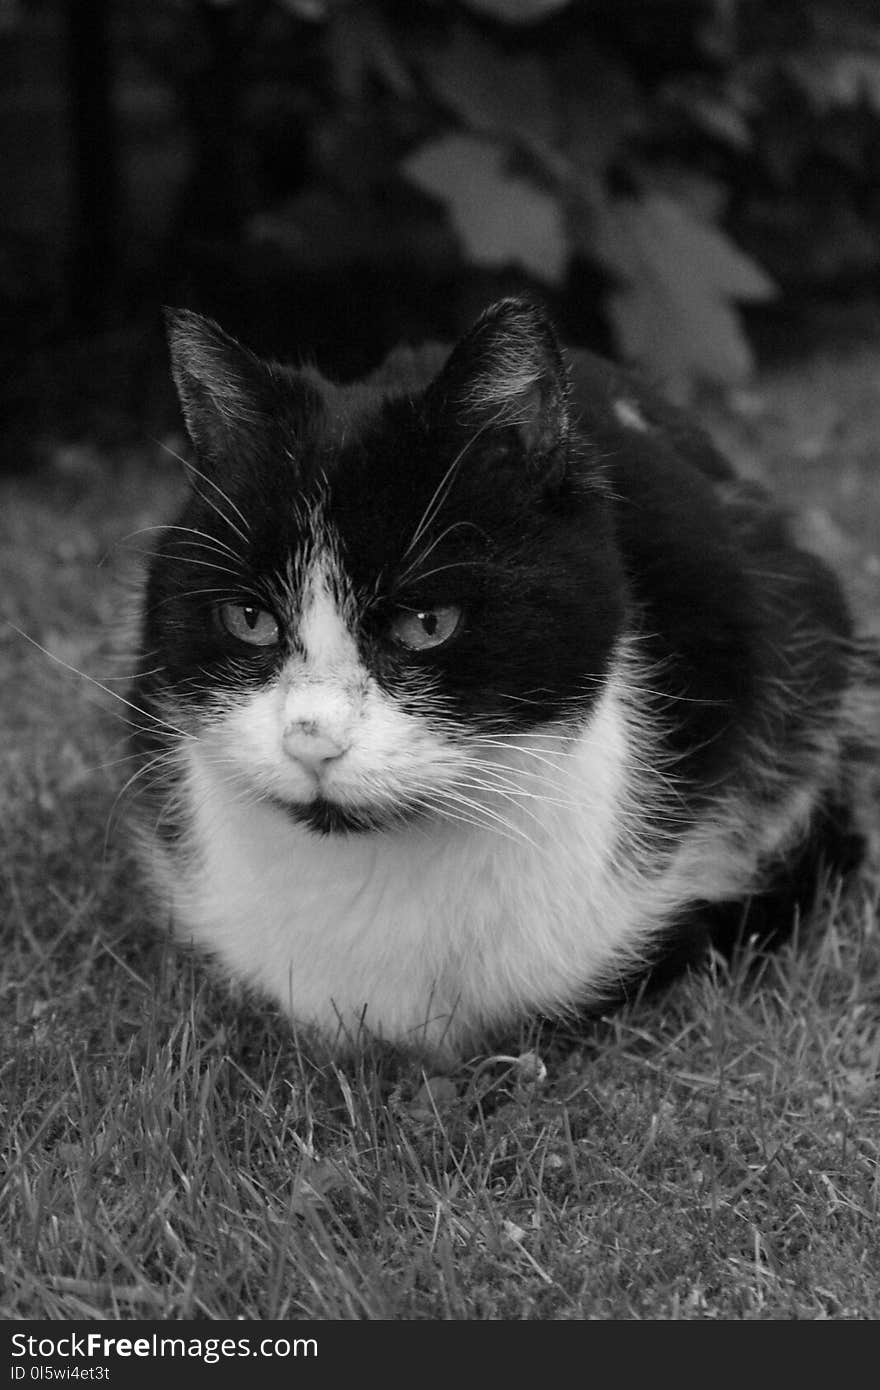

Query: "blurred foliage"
left=13, top=0, right=880, bottom=395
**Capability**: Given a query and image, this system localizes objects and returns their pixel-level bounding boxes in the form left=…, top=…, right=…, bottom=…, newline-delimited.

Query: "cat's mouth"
left=273, top=794, right=416, bottom=836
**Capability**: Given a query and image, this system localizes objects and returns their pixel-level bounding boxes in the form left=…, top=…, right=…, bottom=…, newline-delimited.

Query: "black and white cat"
left=129, top=298, right=877, bottom=1059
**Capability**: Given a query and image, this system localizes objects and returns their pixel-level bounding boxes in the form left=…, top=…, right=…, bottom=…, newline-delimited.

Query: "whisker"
left=402, top=422, right=490, bottom=560
left=406, top=789, right=528, bottom=849
left=113, top=524, right=244, bottom=567
left=104, top=748, right=183, bottom=849
left=450, top=769, right=582, bottom=812
left=396, top=520, right=486, bottom=590
left=5, top=621, right=196, bottom=743
left=154, top=439, right=251, bottom=546
left=145, top=585, right=244, bottom=615
left=427, top=783, right=544, bottom=851
left=130, top=553, right=244, bottom=580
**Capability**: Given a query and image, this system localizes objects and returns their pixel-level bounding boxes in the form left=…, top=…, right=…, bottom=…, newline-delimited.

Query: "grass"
left=2, top=345, right=880, bottom=1321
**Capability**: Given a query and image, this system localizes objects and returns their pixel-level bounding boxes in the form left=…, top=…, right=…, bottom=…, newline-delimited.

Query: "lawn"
left=2, top=341, right=879, bottom=1320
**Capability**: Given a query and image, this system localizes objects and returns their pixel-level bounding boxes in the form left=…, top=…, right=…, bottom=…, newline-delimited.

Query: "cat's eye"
left=389, top=605, right=461, bottom=651
left=218, top=601, right=280, bottom=647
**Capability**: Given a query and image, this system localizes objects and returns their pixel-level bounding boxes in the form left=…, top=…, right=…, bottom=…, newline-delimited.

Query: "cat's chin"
left=273, top=794, right=415, bottom=837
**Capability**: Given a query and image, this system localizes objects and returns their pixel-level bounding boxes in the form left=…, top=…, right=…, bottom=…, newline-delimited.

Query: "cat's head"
left=142, top=299, right=624, bottom=834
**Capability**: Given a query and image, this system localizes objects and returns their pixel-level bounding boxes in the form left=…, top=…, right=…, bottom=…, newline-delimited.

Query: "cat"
left=128, top=296, right=878, bottom=1061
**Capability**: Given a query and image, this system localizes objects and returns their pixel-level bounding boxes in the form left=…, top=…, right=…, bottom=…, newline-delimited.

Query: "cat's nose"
left=282, top=720, right=349, bottom=774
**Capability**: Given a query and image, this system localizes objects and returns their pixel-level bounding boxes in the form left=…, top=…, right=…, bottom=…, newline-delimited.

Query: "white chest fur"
left=147, top=672, right=672, bottom=1057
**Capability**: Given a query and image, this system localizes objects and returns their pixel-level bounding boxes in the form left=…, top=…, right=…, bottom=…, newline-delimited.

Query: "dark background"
left=3, top=0, right=880, bottom=462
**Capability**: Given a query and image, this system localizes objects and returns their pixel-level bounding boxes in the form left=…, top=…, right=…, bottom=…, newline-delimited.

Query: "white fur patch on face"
left=296, top=551, right=359, bottom=673
left=613, top=398, right=649, bottom=432
left=276, top=551, right=365, bottom=763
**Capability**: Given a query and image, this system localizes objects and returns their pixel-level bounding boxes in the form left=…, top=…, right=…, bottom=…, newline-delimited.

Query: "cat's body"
left=129, top=299, right=877, bottom=1059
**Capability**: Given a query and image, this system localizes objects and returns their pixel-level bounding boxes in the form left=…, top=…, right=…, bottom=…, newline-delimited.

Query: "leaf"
left=593, top=193, right=775, bottom=396
left=788, top=49, right=880, bottom=113
left=462, top=0, right=572, bottom=24
left=403, top=133, right=568, bottom=283
left=428, top=23, right=558, bottom=147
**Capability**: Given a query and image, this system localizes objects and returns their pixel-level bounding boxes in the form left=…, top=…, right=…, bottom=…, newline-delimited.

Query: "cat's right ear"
left=164, top=308, right=271, bottom=462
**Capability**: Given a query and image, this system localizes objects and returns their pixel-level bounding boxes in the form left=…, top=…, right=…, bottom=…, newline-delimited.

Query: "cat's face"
left=141, top=299, right=624, bottom=834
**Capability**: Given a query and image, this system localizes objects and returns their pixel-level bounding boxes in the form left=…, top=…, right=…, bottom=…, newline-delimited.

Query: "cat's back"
left=567, top=347, right=737, bottom=483
left=565, top=345, right=852, bottom=659
left=565, top=345, right=857, bottom=800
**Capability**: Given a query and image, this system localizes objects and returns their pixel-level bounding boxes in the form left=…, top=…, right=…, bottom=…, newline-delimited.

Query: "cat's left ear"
left=164, top=308, right=274, bottom=462
left=428, top=298, right=570, bottom=483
